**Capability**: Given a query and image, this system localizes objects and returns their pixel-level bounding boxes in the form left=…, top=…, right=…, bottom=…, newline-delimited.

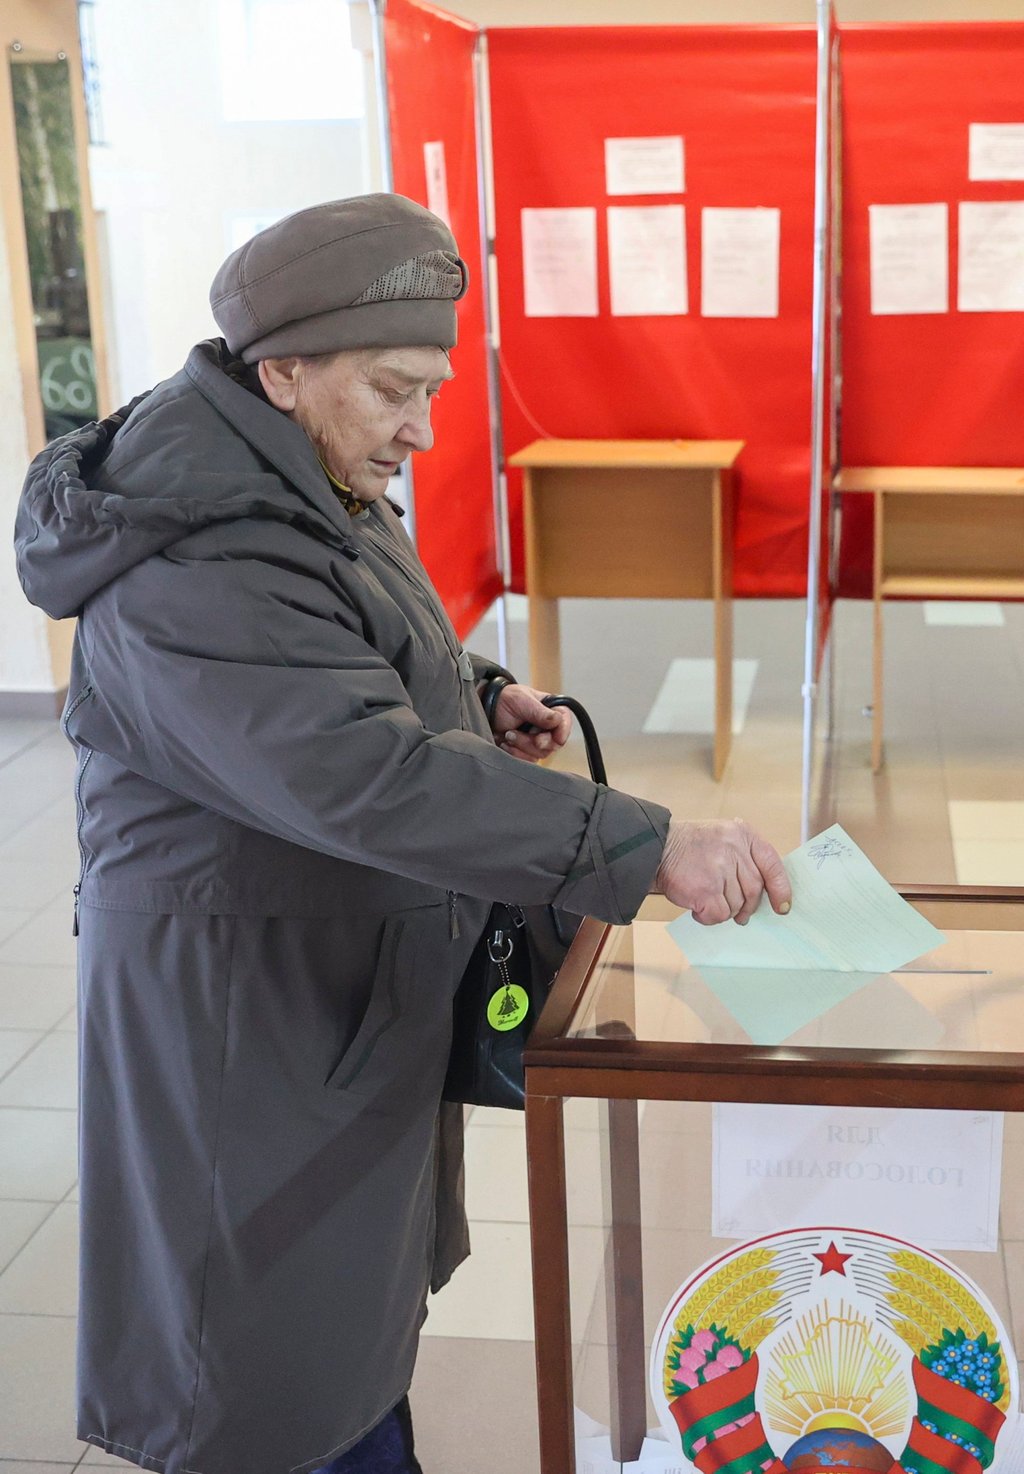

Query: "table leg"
left=603, top=1096, right=647, bottom=1463
left=529, top=596, right=563, bottom=696
left=713, top=470, right=734, bottom=781
left=526, top=1089, right=576, bottom=1474
left=523, top=469, right=564, bottom=695
left=591, top=927, right=646, bottom=1463
left=713, top=593, right=733, bottom=782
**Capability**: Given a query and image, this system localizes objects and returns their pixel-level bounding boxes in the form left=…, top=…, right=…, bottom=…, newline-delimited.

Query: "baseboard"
left=0, top=687, right=67, bottom=719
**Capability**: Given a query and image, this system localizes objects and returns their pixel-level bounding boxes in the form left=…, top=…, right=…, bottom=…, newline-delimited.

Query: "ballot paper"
left=688, top=966, right=887, bottom=1044
left=668, top=823, right=945, bottom=973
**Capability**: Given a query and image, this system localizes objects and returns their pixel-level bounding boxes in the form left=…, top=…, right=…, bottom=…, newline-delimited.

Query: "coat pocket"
left=324, top=904, right=454, bottom=1097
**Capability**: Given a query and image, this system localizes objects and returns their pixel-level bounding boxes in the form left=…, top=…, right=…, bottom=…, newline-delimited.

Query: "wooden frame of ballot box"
left=508, top=439, right=744, bottom=781
left=835, top=467, right=1024, bottom=772
left=523, top=886, right=1024, bottom=1474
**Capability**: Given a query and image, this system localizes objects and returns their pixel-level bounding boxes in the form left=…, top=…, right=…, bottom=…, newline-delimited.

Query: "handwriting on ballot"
left=808, top=835, right=847, bottom=869
left=668, top=823, right=945, bottom=972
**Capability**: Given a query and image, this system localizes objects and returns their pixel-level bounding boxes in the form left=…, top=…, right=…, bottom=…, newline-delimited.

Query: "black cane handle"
left=480, top=678, right=607, bottom=785
left=540, top=694, right=607, bottom=786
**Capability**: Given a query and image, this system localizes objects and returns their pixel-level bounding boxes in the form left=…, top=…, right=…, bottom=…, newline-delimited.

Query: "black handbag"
left=442, top=692, right=607, bottom=1111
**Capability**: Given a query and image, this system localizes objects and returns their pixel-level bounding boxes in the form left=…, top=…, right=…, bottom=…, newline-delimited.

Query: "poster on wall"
left=651, top=1226, right=1020, bottom=1472
left=607, top=205, right=688, bottom=316
left=868, top=203, right=948, bottom=315
left=604, top=135, right=684, bottom=196
left=969, top=123, right=1024, bottom=182
left=521, top=206, right=598, bottom=317
left=422, top=140, right=450, bottom=225
left=958, top=201, right=1024, bottom=312
left=701, top=207, right=781, bottom=318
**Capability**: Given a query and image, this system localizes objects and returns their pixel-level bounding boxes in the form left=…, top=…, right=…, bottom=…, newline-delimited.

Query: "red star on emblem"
left=813, top=1241, right=852, bottom=1277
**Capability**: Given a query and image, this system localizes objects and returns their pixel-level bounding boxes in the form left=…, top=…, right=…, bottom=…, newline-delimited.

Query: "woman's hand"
left=654, top=819, right=792, bottom=925
left=491, top=684, right=573, bottom=763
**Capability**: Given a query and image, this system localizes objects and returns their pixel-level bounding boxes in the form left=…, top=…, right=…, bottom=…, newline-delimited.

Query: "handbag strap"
left=540, top=694, right=607, bottom=785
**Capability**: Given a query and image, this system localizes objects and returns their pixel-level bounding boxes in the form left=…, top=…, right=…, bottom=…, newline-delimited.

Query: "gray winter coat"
left=15, top=339, right=670, bottom=1474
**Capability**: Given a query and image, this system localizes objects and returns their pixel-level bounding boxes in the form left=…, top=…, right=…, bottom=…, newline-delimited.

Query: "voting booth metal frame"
left=522, top=884, right=1024, bottom=1474
left=368, top=0, right=508, bottom=651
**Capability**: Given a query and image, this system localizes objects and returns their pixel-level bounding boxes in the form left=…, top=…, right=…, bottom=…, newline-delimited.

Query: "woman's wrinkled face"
left=260, top=345, right=453, bottom=502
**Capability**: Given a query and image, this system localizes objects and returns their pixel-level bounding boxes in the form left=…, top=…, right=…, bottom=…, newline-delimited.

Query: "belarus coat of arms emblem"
left=650, top=1227, right=1018, bottom=1473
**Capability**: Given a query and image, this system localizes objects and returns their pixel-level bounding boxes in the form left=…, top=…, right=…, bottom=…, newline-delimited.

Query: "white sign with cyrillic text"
left=608, top=205, right=688, bottom=316
left=522, top=207, right=599, bottom=317
left=713, top=1103, right=1002, bottom=1251
left=959, top=200, right=1024, bottom=312
left=969, top=122, right=1024, bottom=181
left=605, top=135, right=684, bottom=196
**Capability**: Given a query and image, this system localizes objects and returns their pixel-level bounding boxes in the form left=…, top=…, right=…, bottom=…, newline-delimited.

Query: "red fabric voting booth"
left=383, top=0, right=501, bottom=637
left=837, top=23, right=1024, bottom=598
left=381, top=7, right=823, bottom=609
left=381, top=8, right=1024, bottom=641
left=487, top=25, right=819, bottom=598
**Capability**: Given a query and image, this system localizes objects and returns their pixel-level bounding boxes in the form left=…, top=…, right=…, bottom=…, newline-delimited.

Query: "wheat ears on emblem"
left=874, top=1247, right=1009, bottom=1416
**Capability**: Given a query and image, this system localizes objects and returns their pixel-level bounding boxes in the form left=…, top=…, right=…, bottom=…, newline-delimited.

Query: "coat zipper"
left=72, top=749, right=94, bottom=937
left=363, top=518, right=471, bottom=945
left=66, top=684, right=95, bottom=937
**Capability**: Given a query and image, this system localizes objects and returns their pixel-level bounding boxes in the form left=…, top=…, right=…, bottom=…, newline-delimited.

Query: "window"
left=77, top=0, right=106, bottom=145
left=218, top=0, right=364, bottom=123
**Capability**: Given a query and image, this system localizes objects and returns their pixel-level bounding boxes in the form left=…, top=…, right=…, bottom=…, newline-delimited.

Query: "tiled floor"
left=0, top=595, right=1022, bottom=1472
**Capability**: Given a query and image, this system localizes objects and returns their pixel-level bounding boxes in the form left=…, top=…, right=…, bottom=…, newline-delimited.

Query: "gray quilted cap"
left=210, top=193, right=469, bottom=363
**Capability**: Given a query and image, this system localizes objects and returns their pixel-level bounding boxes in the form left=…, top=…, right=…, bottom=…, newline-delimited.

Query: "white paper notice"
left=608, top=205, right=687, bottom=317
left=969, top=122, right=1024, bottom=181
left=422, top=141, right=450, bottom=226
left=605, top=136, right=684, bottom=196
left=959, top=200, right=1024, bottom=312
left=712, top=1103, right=1003, bottom=1253
left=701, top=207, right=780, bottom=318
left=868, top=203, right=948, bottom=315
left=521, top=207, right=598, bottom=318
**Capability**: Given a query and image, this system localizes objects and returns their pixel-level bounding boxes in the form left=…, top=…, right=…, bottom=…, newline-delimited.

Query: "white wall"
left=451, top=0, right=1022, bottom=22
left=89, top=0, right=369, bottom=404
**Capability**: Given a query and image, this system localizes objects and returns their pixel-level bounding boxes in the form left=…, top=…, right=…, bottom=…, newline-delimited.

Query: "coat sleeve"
left=77, top=548, right=669, bottom=925
left=467, top=652, right=515, bottom=686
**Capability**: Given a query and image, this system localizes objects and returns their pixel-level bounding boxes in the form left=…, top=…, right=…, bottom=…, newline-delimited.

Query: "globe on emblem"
left=783, top=1426, right=895, bottom=1472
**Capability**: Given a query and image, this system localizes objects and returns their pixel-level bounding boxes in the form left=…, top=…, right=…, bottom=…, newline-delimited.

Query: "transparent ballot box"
left=522, top=890, right=1024, bottom=1474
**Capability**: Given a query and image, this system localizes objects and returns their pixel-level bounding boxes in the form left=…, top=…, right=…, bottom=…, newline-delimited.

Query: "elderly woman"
left=15, top=195, right=789, bottom=1474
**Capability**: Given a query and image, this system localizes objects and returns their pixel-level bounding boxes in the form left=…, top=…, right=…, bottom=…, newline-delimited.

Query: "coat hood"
left=15, top=339, right=354, bottom=620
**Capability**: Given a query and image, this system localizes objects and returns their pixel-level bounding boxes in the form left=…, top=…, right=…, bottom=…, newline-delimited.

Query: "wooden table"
left=523, top=887, right=1024, bottom=1474
left=508, top=439, right=744, bottom=780
left=835, top=466, right=1024, bottom=771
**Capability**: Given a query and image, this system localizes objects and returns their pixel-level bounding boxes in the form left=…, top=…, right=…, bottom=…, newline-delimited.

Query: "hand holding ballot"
left=670, top=824, right=944, bottom=972
left=654, top=818, right=792, bottom=926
